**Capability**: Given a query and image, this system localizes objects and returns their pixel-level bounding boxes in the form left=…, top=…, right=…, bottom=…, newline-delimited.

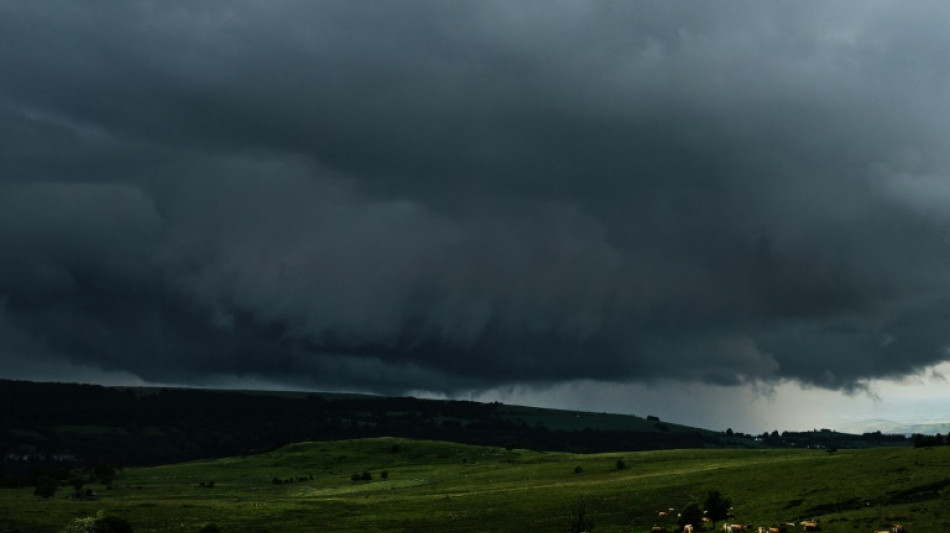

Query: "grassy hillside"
left=1, top=438, right=946, bottom=533
left=1, top=380, right=910, bottom=478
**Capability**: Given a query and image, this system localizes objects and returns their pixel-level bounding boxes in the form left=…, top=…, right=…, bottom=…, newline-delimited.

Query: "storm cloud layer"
left=3, top=2, right=950, bottom=395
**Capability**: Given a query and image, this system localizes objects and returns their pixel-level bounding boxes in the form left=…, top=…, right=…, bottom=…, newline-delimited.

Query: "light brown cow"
left=729, top=525, right=749, bottom=533
left=683, top=525, right=694, bottom=533
left=800, top=520, right=820, bottom=531
left=892, top=525, right=904, bottom=533
left=768, top=528, right=780, bottom=533
left=651, top=527, right=668, bottom=533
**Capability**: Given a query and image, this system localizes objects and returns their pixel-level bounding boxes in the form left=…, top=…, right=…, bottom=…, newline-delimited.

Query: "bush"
left=615, top=459, right=625, bottom=470
left=93, top=464, right=117, bottom=485
left=62, top=515, right=97, bottom=533
left=573, top=466, right=583, bottom=474
left=61, top=511, right=132, bottom=533
left=33, top=477, right=58, bottom=499
left=568, top=503, right=593, bottom=533
left=95, top=515, right=133, bottom=533
left=198, top=523, right=220, bottom=533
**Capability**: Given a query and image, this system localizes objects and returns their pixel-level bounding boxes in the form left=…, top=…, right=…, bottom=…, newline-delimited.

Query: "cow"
left=892, top=525, right=904, bottom=533
left=768, top=528, right=780, bottom=533
left=756, top=527, right=766, bottom=533
left=651, top=527, right=668, bottom=533
left=683, top=525, right=693, bottom=533
left=729, top=525, right=749, bottom=533
left=800, top=520, right=820, bottom=531
left=658, top=511, right=669, bottom=518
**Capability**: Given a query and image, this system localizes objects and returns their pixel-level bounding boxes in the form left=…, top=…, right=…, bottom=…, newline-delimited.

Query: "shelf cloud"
left=2, top=2, right=950, bottom=398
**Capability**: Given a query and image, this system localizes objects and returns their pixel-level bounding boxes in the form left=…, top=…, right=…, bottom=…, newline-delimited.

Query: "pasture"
left=1, top=438, right=947, bottom=533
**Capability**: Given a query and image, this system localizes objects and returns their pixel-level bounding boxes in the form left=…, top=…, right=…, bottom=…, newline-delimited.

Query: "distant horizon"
left=7, top=374, right=947, bottom=438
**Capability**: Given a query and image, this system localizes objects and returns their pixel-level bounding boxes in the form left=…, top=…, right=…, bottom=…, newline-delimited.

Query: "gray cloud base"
left=2, top=2, right=950, bottom=394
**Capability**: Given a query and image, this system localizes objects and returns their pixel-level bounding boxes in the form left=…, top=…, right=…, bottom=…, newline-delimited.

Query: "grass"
left=1, top=438, right=948, bottom=533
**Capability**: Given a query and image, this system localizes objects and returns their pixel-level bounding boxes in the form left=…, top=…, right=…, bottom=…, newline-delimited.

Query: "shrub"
left=61, top=511, right=132, bottom=533
left=95, top=515, right=133, bottom=533
left=198, top=523, right=220, bottom=533
left=33, top=477, right=58, bottom=499
left=69, top=474, right=86, bottom=491
left=62, top=514, right=97, bottom=533
left=568, top=503, right=593, bottom=533
left=93, top=464, right=117, bottom=485
left=615, top=459, right=625, bottom=470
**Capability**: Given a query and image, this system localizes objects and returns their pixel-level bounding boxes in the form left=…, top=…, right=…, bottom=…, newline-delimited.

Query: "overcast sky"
left=3, top=1, right=950, bottom=433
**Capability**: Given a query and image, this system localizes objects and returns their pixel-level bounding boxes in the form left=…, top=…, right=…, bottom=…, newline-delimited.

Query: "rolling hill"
left=0, top=379, right=910, bottom=487
left=1, top=437, right=946, bottom=532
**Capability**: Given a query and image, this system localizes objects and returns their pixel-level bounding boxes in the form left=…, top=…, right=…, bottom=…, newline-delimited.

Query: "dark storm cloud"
left=2, top=1, right=950, bottom=393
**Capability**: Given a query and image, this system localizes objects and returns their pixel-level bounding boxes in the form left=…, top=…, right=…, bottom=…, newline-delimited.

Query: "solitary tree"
left=703, top=490, right=732, bottom=529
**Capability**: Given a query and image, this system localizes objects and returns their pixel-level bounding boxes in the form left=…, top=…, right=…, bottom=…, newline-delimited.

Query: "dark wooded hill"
left=0, top=379, right=909, bottom=486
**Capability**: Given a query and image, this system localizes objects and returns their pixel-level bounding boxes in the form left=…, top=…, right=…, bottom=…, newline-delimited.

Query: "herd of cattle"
left=647, top=509, right=906, bottom=533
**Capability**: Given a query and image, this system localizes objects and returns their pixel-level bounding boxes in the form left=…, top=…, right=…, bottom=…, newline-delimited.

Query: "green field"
left=2, top=438, right=947, bottom=533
